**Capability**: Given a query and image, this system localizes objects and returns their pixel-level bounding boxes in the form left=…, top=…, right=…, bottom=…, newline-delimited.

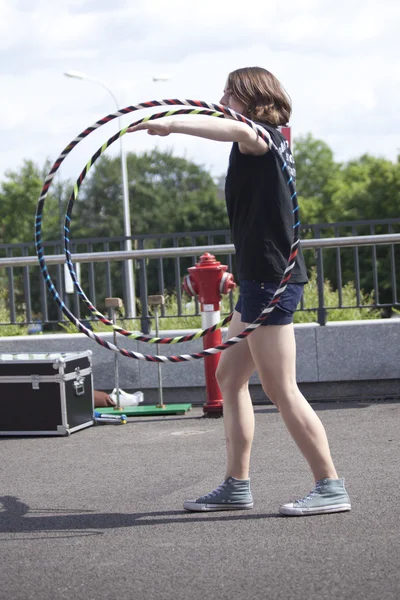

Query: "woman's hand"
left=127, top=119, right=171, bottom=136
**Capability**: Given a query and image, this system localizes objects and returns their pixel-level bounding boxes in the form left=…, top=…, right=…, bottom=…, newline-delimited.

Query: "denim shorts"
left=235, top=280, right=304, bottom=326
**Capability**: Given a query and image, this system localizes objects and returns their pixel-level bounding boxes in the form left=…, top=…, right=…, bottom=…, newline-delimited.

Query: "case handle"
left=73, top=368, right=85, bottom=396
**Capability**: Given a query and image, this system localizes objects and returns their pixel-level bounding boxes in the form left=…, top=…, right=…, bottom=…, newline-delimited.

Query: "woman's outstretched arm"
left=128, top=116, right=269, bottom=155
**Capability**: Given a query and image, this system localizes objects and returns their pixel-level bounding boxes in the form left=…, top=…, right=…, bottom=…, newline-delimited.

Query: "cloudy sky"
left=1, top=0, right=400, bottom=187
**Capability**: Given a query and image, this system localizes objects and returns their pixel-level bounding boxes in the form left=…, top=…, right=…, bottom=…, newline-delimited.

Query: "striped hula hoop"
left=35, top=99, right=300, bottom=363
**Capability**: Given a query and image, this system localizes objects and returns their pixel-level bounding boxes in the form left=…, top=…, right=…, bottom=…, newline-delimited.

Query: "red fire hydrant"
left=182, top=253, right=236, bottom=416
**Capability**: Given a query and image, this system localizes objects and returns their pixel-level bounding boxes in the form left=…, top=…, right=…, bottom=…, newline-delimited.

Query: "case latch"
left=31, top=375, right=40, bottom=390
left=73, top=368, right=85, bottom=396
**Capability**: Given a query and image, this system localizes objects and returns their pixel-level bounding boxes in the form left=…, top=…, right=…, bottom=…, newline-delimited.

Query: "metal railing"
left=1, top=223, right=400, bottom=333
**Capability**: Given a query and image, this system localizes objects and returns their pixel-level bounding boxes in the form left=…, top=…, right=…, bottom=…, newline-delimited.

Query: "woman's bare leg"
left=247, top=323, right=338, bottom=481
left=216, top=311, right=256, bottom=480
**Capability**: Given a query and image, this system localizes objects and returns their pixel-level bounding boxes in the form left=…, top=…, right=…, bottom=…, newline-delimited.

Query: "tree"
left=330, top=154, right=400, bottom=222
left=294, top=134, right=342, bottom=224
left=71, top=149, right=229, bottom=239
left=293, top=135, right=400, bottom=307
left=0, top=160, right=72, bottom=325
left=2, top=143, right=400, bottom=322
left=66, top=149, right=230, bottom=301
left=0, top=160, right=67, bottom=246
left=324, top=154, right=400, bottom=306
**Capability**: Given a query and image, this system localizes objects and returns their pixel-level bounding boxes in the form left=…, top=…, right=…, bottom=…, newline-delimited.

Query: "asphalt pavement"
left=1, top=400, right=399, bottom=600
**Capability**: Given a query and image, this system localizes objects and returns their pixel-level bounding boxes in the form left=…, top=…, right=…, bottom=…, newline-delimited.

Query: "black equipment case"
left=0, top=351, right=94, bottom=436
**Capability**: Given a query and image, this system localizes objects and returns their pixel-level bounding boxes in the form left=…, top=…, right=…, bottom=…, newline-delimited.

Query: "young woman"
left=128, top=67, right=351, bottom=516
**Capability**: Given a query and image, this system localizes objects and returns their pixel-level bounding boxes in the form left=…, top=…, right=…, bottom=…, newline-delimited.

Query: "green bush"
left=154, top=269, right=380, bottom=330
left=294, top=267, right=380, bottom=323
left=0, top=270, right=382, bottom=337
left=0, top=289, right=29, bottom=336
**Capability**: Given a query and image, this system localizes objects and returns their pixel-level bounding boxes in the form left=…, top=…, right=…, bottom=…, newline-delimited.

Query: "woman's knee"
left=215, top=360, right=231, bottom=389
left=260, top=378, right=299, bottom=410
left=216, top=360, right=249, bottom=392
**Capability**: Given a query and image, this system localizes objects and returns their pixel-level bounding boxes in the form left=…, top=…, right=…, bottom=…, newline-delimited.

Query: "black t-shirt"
left=224, top=122, right=308, bottom=283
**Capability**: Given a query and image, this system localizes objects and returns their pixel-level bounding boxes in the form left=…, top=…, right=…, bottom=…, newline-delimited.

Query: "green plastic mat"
left=94, top=404, right=192, bottom=417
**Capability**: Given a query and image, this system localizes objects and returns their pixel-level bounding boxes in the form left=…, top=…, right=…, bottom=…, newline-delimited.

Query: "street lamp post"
left=64, top=70, right=135, bottom=317
left=63, top=71, right=170, bottom=319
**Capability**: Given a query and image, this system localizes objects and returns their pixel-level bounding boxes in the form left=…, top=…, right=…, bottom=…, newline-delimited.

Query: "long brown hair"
left=227, top=67, right=291, bottom=126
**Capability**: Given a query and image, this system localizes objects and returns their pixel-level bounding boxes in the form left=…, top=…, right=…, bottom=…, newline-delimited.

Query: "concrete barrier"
left=1, top=319, right=399, bottom=404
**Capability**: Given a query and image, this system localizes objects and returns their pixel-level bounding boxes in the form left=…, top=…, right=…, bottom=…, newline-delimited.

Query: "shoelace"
left=204, top=482, right=227, bottom=500
left=296, top=483, right=322, bottom=504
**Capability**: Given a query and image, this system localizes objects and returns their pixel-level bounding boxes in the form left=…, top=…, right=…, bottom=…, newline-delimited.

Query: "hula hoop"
left=64, top=108, right=299, bottom=345
left=35, top=99, right=300, bottom=363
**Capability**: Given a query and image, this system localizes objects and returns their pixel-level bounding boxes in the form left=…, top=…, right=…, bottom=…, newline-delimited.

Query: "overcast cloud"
left=1, top=0, right=399, bottom=187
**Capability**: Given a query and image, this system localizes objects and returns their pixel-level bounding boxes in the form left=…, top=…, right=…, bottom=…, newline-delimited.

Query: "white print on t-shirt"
left=277, top=139, right=296, bottom=180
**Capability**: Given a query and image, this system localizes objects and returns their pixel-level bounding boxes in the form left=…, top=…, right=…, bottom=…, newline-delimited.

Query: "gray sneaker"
left=183, top=477, right=254, bottom=512
left=279, top=478, right=351, bottom=516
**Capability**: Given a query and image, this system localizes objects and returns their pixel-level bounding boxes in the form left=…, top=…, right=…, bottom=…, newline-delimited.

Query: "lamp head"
left=64, top=70, right=87, bottom=80
left=152, top=75, right=171, bottom=82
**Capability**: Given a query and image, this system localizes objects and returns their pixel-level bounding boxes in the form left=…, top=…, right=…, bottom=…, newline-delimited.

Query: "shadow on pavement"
left=123, top=401, right=394, bottom=423
left=254, top=401, right=385, bottom=413
left=0, top=496, right=280, bottom=537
